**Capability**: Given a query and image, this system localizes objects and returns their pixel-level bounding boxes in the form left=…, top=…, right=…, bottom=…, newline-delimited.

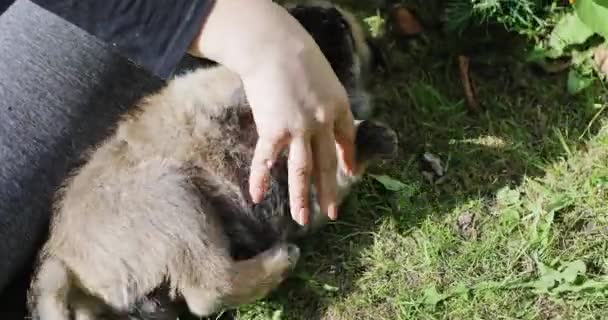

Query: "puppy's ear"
left=365, top=38, right=389, bottom=73
left=354, top=120, right=398, bottom=163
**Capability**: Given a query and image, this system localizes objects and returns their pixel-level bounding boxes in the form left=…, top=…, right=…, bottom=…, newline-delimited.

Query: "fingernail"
left=328, top=204, right=338, bottom=221
left=346, top=165, right=356, bottom=177
left=265, top=160, right=273, bottom=169
left=298, top=208, right=309, bottom=226
left=252, top=185, right=264, bottom=203
left=346, top=168, right=354, bottom=177
left=252, top=177, right=269, bottom=203
left=252, top=189, right=262, bottom=203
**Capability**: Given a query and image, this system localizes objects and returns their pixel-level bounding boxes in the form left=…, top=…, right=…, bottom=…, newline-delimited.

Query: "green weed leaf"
left=548, top=13, right=594, bottom=57
left=546, top=194, right=574, bottom=213
left=369, top=174, right=409, bottom=191
left=450, top=282, right=470, bottom=296
left=531, top=260, right=561, bottom=293
left=422, top=285, right=447, bottom=307
left=574, top=0, right=608, bottom=39
left=527, top=259, right=608, bottom=296
left=567, top=69, right=595, bottom=94
left=561, top=260, right=587, bottom=283
left=574, top=279, right=608, bottom=291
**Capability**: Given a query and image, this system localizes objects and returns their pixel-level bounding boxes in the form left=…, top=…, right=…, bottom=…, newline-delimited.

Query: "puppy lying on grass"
left=27, top=2, right=397, bottom=319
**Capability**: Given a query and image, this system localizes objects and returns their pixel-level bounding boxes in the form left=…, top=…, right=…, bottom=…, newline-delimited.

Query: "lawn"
left=225, top=1, right=608, bottom=319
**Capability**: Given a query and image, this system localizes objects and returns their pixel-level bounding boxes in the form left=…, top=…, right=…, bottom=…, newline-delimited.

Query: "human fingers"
left=311, top=126, right=339, bottom=220
left=249, top=132, right=290, bottom=203
left=287, top=136, right=313, bottom=226
left=333, top=102, right=357, bottom=176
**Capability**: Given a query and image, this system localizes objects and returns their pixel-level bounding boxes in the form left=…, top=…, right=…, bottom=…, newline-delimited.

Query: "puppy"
left=27, top=2, right=397, bottom=319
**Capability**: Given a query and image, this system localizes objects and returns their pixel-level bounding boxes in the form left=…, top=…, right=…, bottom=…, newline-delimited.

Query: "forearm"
left=32, top=0, right=215, bottom=79
left=189, top=0, right=310, bottom=77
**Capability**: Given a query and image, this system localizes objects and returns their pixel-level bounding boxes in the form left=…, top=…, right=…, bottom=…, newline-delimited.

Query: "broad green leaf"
left=567, top=68, right=595, bottom=94
left=552, top=279, right=608, bottom=294
left=574, top=0, right=608, bottom=39
left=369, top=174, right=409, bottom=191
left=552, top=282, right=579, bottom=294
left=532, top=260, right=561, bottom=292
left=450, top=282, right=470, bottom=296
left=546, top=195, right=574, bottom=213
left=548, top=12, right=595, bottom=57
left=537, top=260, right=555, bottom=277
left=536, top=260, right=556, bottom=276
left=560, top=260, right=587, bottom=283
left=574, top=279, right=608, bottom=291
left=500, top=208, right=521, bottom=228
left=422, top=286, right=446, bottom=307
left=532, top=275, right=558, bottom=293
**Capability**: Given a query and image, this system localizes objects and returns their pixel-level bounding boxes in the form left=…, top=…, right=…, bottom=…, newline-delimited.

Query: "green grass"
left=218, top=1, right=608, bottom=319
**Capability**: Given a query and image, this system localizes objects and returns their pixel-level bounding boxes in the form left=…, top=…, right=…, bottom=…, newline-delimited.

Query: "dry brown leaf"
left=391, top=5, right=423, bottom=36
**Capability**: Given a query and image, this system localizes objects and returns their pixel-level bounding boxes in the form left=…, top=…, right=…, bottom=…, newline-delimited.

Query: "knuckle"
left=292, top=163, right=312, bottom=177
left=293, top=193, right=308, bottom=206
left=288, top=154, right=313, bottom=175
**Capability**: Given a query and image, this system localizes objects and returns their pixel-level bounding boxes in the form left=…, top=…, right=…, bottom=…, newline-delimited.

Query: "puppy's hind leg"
left=181, top=243, right=300, bottom=317
left=228, top=243, right=300, bottom=305
left=28, top=257, right=72, bottom=320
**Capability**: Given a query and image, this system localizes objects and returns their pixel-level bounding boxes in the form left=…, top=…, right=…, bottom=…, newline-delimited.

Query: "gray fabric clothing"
left=0, top=0, right=165, bottom=312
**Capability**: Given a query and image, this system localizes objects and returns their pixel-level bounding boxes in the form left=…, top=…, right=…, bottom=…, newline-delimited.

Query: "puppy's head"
left=286, top=1, right=384, bottom=119
left=303, top=119, right=397, bottom=233
left=337, top=119, right=398, bottom=199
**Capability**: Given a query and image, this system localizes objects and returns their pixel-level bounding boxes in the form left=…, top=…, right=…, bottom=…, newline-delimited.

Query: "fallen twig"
left=458, top=55, right=480, bottom=113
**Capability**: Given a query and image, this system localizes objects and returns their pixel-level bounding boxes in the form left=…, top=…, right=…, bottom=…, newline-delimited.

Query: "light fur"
left=27, top=66, right=302, bottom=319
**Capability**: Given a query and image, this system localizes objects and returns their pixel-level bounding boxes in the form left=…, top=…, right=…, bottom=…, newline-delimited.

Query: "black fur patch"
left=355, top=120, right=398, bottom=163
left=288, top=5, right=357, bottom=89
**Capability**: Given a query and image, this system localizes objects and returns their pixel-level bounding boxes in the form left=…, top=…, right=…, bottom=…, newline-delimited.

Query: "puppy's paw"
left=262, top=243, right=300, bottom=279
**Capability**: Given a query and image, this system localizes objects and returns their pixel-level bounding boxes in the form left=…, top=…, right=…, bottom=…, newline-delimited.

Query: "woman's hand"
left=188, top=0, right=356, bottom=226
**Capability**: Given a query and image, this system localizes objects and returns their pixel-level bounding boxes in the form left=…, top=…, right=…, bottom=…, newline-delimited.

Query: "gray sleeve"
left=31, top=0, right=215, bottom=79
left=0, top=0, right=163, bottom=296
